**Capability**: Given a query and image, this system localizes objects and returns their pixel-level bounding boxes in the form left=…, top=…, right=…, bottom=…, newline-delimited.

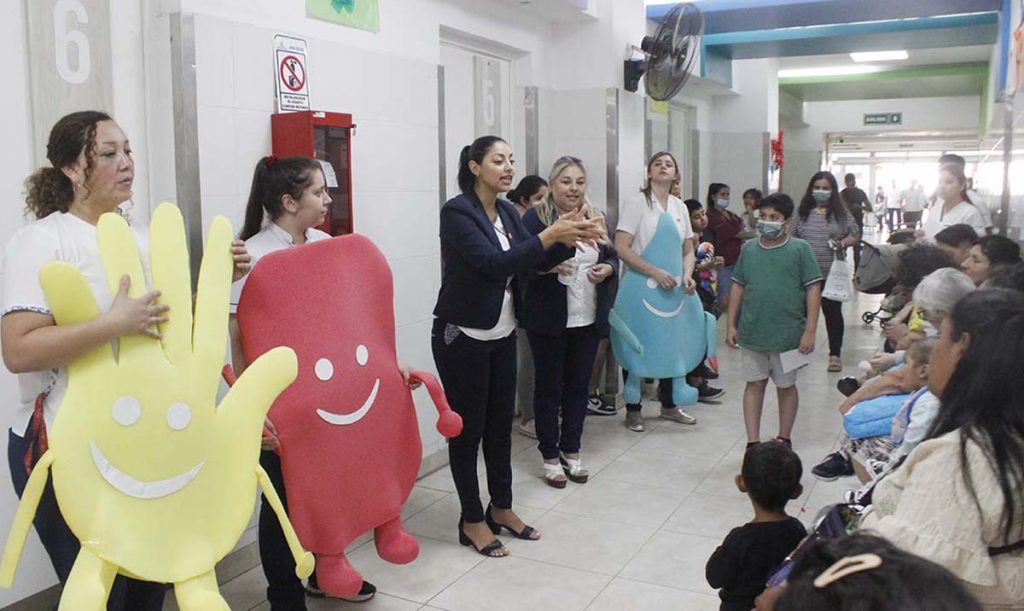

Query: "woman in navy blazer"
left=519, top=157, right=618, bottom=488
left=431, top=136, right=600, bottom=558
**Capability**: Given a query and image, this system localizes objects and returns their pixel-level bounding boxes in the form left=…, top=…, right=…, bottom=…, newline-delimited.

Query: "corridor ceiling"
left=647, top=0, right=1002, bottom=102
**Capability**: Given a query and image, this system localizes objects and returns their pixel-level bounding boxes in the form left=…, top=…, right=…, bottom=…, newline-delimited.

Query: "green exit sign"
left=864, top=112, right=903, bottom=126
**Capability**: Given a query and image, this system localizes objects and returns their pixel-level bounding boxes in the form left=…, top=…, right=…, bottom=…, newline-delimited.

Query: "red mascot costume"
left=237, top=234, right=462, bottom=598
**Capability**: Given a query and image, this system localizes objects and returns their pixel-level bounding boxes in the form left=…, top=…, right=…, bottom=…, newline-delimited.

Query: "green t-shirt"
left=732, top=237, right=823, bottom=353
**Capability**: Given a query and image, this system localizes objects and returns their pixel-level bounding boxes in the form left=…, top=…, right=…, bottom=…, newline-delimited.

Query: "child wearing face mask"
left=727, top=194, right=823, bottom=448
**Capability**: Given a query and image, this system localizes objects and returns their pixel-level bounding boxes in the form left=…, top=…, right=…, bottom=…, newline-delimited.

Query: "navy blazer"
left=519, top=207, right=619, bottom=337
left=433, top=192, right=573, bottom=330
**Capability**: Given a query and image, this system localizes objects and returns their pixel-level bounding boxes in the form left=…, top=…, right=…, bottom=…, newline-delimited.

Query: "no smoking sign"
left=274, top=34, right=310, bottom=112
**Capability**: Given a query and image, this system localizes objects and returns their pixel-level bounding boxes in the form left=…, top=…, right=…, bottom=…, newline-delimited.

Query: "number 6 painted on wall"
left=54, top=0, right=91, bottom=85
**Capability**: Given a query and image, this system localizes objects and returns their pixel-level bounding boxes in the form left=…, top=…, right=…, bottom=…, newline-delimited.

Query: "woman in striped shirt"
left=792, top=172, right=860, bottom=372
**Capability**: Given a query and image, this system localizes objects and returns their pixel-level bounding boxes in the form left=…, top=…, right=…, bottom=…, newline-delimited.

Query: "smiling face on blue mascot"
left=610, top=211, right=717, bottom=407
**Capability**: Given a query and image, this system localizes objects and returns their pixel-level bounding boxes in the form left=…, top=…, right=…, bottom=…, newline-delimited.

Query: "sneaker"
left=586, top=395, right=618, bottom=416
left=517, top=419, right=537, bottom=439
left=836, top=376, right=861, bottom=397
left=625, top=410, right=645, bottom=432
left=660, top=407, right=697, bottom=425
left=842, top=489, right=863, bottom=505
left=306, top=580, right=377, bottom=602
left=694, top=362, right=718, bottom=380
left=811, top=452, right=855, bottom=481
left=697, top=383, right=725, bottom=403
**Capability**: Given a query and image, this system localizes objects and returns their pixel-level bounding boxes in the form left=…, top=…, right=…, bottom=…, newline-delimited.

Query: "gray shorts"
left=741, top=348, right=798, bottom=389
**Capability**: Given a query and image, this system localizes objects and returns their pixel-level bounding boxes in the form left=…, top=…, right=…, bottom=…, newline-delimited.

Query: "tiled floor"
left=168, top=295, right=883, bottom=611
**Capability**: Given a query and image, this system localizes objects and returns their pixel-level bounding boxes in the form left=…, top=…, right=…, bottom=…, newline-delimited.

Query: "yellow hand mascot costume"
left=0, top=204, right=313, bottom=610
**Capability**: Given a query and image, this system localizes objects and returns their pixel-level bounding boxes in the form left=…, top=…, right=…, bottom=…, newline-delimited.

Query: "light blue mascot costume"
left=610, top=212, right=717, bottom=407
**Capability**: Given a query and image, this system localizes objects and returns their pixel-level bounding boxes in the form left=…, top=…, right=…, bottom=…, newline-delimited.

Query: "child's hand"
left=712, top=256, right=725, bottom=268
left=798, top=329, right=815, bottom=354
left=682, top=275, right=696, bottom=294
left=726, top=326, right=739, bottom=349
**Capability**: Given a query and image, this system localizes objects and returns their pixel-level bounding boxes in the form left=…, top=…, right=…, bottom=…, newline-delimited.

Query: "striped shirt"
left=792, top=209, right=859, bottom=276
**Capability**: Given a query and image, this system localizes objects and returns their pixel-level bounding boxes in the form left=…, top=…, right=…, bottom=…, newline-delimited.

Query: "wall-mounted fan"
left=625, top=2, right=703, bottom=101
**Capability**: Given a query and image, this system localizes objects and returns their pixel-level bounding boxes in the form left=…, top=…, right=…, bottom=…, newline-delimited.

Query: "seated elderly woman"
left=812, top=268, right=976, bottom=483
left=860, top=289, right=1024, bottom=610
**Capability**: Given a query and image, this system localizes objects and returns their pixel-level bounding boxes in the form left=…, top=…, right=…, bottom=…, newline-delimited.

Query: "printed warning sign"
left=274, top=34, right=310, bottom=112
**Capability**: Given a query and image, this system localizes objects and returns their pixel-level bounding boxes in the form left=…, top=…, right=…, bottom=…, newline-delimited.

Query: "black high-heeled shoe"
left=458, top=518, right=506, bottom=557
left=485, top=506, right=539, bottom=540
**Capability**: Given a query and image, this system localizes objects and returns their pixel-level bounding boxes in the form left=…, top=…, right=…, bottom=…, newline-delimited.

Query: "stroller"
left=854, top=241, right=909, bottom=325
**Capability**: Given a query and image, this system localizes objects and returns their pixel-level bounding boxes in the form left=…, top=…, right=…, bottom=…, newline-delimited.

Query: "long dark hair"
left=506, top=175, right=547, bottom=207
left=457, top=136, right=507, bottom=195
left=239, top=155, right=322, bottom=240
left=25, top=110, right=112, bottom=219
left=640, top=151, right=679, bottom=206
left=799, top=171, right=847, bottom=222
left=926, top=288, right=1024, bottom=542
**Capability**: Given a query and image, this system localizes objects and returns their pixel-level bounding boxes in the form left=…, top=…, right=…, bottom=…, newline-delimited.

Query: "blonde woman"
left=520, top=156, right=618, bottom=487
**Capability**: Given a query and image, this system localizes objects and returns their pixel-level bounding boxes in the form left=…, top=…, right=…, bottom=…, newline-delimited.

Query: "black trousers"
left=821, top=297, right=845, bottom=357
left=431, top=319, right=516, bottom=523
left=7, top=428, right=167, bottom=611
left=528, top=325, right=598, bottom=460
left=258, top=450, right=309, bottom=611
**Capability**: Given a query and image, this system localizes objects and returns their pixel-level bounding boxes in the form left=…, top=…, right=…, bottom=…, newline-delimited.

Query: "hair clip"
left=265, top=155, right=278, bottom=168
left=813, top=553, right=883, bottom=588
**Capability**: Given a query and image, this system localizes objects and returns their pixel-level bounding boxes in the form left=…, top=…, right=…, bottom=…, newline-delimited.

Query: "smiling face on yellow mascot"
left=0, top=203, right=312, bottom=611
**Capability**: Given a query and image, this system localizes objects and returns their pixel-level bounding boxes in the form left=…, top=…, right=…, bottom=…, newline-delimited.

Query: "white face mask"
left=812, top=189, right=831, bottom=203
left=757, top=220, right=785, bottom=239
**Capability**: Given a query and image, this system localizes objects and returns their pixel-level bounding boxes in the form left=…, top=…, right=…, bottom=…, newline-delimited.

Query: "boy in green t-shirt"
left=726, top=194, right=822, bottom=448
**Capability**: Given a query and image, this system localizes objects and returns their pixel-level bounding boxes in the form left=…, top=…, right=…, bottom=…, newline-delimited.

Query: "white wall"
left=782, top=95, right=982, bottom=196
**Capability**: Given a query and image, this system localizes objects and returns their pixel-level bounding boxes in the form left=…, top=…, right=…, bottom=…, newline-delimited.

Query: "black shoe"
left=459, top=518, right=507, bottom=557
left=812, top=452, right=855, bottom=482
left=697, top=383, right=725, bottom=403
left=305, top=579, right=377, bottom=602
left=586, top=395, right=618, bottom=416
left=694, top=362, right=718, bottom=380
left=837, top=376, right=861, bottom=397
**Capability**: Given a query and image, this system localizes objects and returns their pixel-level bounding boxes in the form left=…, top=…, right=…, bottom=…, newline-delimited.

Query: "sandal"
left=542, top=461, right=567, bottom=489
left=458, top=518, right=507, bottom=557
left=485, top=507, right=539, bottom=540
left=559, top=453, right=589, bottom=484
left=828, top=356, right=843, bottom=372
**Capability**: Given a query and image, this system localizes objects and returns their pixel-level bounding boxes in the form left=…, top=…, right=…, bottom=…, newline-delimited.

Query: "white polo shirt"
left=922, top=200, right=987, bottom=242
left=617, top=191, right=694, bottom=256
left=230, top=222, right=331, bottom=314
left=1, top=212, right=150, bottom=436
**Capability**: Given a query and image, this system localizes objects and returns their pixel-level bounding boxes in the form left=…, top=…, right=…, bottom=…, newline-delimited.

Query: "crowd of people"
left=1, top=113, right=1023, bottom=610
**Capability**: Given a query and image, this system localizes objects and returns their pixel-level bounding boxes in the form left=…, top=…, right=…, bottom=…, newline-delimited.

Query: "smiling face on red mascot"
left=237, top=234, right=460, bottom=598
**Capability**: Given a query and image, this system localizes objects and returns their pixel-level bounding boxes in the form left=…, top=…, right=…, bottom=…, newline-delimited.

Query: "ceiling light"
left=778, top=65, right=882, bottom=78
left=850, top=50, right=908, bottom=62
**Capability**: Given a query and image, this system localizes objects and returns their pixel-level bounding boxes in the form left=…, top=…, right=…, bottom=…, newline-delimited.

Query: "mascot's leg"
left=315, top=552, right=364, bottom=599
left=623, top=372, right=642, bottom=405
left=57, top=549, right=116, bottom=611
left=671, top=376, right=698, bottom=408
left=174, top=570, right=229, bottom=611
left=375, top=516, right=419, bottom=564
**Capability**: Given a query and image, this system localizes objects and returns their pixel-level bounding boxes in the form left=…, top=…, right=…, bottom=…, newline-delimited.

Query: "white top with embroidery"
left=1, top=212, right=150, bottom=435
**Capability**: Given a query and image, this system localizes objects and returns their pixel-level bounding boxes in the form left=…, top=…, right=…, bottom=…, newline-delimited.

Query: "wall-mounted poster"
left=307, top=0, right=379, bottom=33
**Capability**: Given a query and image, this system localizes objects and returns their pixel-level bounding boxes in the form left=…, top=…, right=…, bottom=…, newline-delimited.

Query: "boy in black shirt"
left=705, top=441, right=807, bottom=611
